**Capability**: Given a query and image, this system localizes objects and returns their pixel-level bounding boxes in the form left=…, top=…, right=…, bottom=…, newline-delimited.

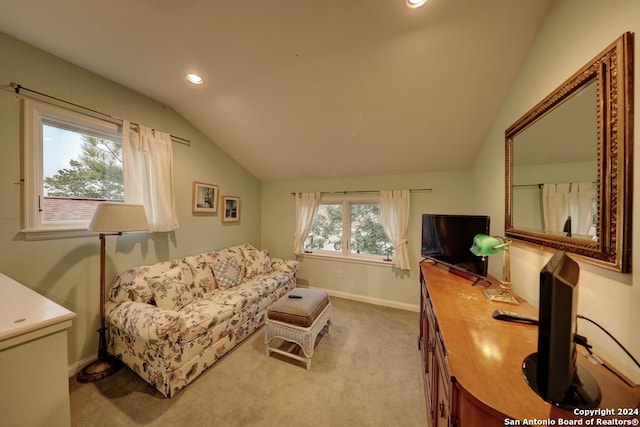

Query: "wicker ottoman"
left=265, top=288, right=332, bottom=370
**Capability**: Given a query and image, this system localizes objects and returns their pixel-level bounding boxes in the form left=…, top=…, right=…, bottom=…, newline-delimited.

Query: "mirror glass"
left=511, top=81, right=598, bottom=240
left=505, top=32, right=633, bottom=272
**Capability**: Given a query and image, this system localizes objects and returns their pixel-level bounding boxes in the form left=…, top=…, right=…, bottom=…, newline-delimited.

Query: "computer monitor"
left=522, top=251, right=601, bottom=410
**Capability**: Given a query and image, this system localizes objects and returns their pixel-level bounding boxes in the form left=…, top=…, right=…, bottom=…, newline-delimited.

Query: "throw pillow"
left=243, top=249, right=273, bottom=279
left=182, top=254, right=216, bottom=295
left=148, top=264, right=196, bottom=311
left=224, top=243, right=256, bottom=278
left=213, top=257, right=242, bottom=290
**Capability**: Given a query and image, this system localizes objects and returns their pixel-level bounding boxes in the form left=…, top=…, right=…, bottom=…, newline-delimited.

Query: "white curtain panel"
left=543, top=182, right=593, bottom=236
left=542, top=183, right=570, bottom=233
left=575, top=182, right=595, bottom=235
left=122, top=121, right=179, bottom=232
left=293, top=192, right=321, bottom=255
left=379, top=189, right=411, bottom=270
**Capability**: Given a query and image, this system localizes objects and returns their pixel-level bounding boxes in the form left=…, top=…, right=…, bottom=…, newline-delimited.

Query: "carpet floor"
left=69, top=297, right=428, bottom=427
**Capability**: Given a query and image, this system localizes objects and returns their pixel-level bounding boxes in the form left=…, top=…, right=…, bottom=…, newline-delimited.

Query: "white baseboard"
left=69, top=354, right=96, bottom=378
left=307, top=286, right=420, bottom=312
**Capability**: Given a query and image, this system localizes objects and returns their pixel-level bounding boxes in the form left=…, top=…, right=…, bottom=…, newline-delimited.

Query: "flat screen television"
left=421, top=214, right=490, bottom=281
left=522, top=250, right=601, bottom=410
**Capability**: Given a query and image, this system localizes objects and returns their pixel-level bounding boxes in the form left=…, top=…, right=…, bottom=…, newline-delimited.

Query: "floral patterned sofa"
left=105, top=243, right=298, bottom=397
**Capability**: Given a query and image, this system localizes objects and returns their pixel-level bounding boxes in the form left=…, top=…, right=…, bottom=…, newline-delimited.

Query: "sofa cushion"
left=109, top=259, right=181, bottom=304
left=179, top=299, right=235, bottom=342
left=148, top=264, right=196, bottom=311
left=182, top=254, right=216, bottom=295
left=243, top=272, right=293, bottom=293
left=243, top=249, right=273, bottom=278
left=213, top=257, right=242, bottom=290
left=271, top=258, right=300, bottom=275
left=207, top=282, right=268, bottom=314
left=207, top=291, right=249, bottom=314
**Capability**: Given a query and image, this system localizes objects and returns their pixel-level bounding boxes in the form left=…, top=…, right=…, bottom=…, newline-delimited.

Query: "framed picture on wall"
left=222, top=196, right=240, bottom=222
left=192, top=181, right=219, bottom=213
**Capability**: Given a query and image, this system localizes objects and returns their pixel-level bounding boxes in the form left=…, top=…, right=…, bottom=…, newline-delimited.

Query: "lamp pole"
left=77, top=232, right=122, bottom=382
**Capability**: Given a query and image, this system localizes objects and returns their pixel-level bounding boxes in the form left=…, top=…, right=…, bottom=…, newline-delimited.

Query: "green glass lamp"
left=470, top=234, right=518, bottom=305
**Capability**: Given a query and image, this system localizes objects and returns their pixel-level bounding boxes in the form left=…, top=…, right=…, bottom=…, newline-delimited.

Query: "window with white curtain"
left=302, top=195, right=394, bottom=263
left=22, top=99, right=124, bottom=239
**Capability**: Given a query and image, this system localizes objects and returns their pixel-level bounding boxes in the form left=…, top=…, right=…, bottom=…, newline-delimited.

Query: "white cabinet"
left=0, top=272, right=76, bottom=427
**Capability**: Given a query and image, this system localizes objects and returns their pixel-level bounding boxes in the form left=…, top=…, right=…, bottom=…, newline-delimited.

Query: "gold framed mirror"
left=505, top=32, right=633, bottom=272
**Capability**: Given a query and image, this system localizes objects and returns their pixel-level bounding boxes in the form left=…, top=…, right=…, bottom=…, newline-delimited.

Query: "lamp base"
left=483, top=288, right=520, bottom=305
left=77, top=355, right=122, bottom=383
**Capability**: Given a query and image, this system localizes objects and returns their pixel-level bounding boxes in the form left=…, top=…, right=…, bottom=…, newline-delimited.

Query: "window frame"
left=22, top=99, right=122, bottom=240
left=302, top=194, right=393, bottom=266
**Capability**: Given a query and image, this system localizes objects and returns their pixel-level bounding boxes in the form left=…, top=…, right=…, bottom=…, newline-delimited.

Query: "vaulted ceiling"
left=0, top=0, right=555, bottom=181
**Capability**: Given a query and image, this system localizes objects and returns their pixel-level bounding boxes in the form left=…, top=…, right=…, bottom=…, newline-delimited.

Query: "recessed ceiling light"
left=406, top=0, right=428, bottom=8
left=186, top=73, right=204, bottom=85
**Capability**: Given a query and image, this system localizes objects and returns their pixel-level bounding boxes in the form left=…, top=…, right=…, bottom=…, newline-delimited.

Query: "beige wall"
left=261, top=170, right=480, bottom=310
left=0, top=32, right=262, bottom=370
left=473, top=0, right=640, bottom=383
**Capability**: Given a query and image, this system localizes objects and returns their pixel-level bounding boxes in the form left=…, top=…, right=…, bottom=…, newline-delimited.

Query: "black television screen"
left=523, top=250, right=601, bottom=410
left=421, top=214, right=490, bottom=280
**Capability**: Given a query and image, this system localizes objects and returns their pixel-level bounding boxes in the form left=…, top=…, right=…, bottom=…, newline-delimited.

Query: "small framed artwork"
left=222, top=196, right=240, bottom=222
left=192, top=181, right=219, bottom=213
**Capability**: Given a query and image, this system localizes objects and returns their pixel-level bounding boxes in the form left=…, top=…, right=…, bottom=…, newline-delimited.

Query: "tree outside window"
left=44, top=126, right=123, bottom=200
left=350, top=204, right=392, bottom=258
left=42, top=125, right=123, bottom=223
left=304, top=200, right=393, bottom=261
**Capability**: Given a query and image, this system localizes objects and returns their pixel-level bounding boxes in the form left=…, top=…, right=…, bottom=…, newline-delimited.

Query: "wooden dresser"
left=419, top=261, right=640, bottom=427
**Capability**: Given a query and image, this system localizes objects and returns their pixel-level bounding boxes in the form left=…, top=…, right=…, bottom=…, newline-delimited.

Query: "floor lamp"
left=77, top=202, right=149, bottom=382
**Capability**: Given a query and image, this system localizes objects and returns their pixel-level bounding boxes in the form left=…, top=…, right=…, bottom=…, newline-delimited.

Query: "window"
left=23, top=99, right=123, bottom=239
left=303, top=196, right=393, bottom=263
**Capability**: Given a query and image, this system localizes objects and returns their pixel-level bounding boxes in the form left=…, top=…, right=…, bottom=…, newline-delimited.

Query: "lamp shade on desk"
left=470, top=233, right=507, bottom=257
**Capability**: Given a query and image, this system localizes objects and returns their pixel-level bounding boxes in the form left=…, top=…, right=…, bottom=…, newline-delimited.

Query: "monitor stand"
left=431, top=260, right=490, bottom=286
left=444, top=265, right=477, bottom=283
left=522, top=352, right=602, bottom=410
left=471, top=276, right=492, bottom=286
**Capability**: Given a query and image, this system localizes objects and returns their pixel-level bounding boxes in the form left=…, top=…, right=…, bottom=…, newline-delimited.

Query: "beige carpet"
left=69, top=297, right=427, bottom=427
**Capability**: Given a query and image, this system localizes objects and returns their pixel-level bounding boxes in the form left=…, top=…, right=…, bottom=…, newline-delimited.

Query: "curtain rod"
left=513, top=181, right=596, bottom=189
left=290, top=188, right=432, bottom=196
left=513, top=184, right=543, bottom=189
left=10, top=82, right=191, bottom=146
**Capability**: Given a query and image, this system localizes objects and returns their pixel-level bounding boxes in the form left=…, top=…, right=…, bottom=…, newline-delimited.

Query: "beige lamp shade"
left=88, top=203, right=149, bottom=232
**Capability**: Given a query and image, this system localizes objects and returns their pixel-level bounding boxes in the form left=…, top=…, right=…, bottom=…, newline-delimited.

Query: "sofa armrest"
left=271, top=258, right=299, bottom=275
left=107, top=301, right=185, bottom=342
